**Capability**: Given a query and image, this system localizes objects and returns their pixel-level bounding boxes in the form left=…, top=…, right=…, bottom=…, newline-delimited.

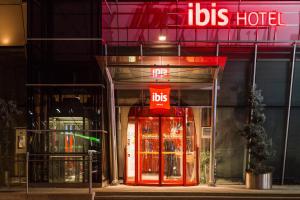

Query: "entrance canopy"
left=96, top=56, right=227, bottom=90
left=95, top=55, right=227, bottom=186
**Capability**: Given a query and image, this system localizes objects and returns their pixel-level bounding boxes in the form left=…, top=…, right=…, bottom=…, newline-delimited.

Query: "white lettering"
left=237, top=12, right=247, bottom=26
left=268, top=12, right=277, bottom=26
left=211, top=3, right=216, bottom=26
left=218, top=9, right=229, bottom=26
left=152, top=93, right=168, bottom=102
left=248, top=12, right=259, bottom=26
left=188, top=3, right=194, bottom=25
left=187, top=2, right=283, bottom=27
left=195, top=3, right=210, bottom=26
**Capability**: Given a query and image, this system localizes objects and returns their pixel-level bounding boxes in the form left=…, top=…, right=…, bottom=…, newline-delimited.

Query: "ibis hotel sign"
left=149, top=86, right=170, bottom=113
left=188, top=2, right=284, bottom=27
left=102, top=1, right=298, bottom=43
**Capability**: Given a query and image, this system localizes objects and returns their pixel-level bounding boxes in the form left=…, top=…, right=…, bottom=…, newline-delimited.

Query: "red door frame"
left=125, top=107, right=198, bottom=186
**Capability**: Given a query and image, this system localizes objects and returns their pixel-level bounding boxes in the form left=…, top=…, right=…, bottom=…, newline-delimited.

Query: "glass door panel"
left=161, top=117, right=183, bottom=185
left=186, top=120, right=197, bottom=184
left=126, top=120, right=136, bottom=184
left=138, top=117, right=159, bottom=184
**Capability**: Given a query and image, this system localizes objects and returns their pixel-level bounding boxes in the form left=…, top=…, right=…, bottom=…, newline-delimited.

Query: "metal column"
left=252, top=44, right=258, bottom=89
left=245, top=43, right=258, bottom=173
left=209, top=77, right=218, bottom=186
left=281, top=43, right=297, bottom=185
left=26, top=152, right=29, bottom=194
left=103, top=45, right=119, bottom=185
left=208, top=43, right=219, bottom=186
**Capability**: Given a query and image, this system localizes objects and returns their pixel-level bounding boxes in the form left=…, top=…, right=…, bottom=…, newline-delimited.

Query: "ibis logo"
left=152, top=68, right=169, bottom=79
left=150, top=86, right=170, bottom=111
left=152, top=92, right=168, bottom=102
left=188, top=2, right=228, bottom=26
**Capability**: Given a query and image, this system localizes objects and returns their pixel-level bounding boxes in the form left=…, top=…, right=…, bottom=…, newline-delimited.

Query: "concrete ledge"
left=27, top=193, right=93, bottom=200
left=0, top=193, right=94, bottom=200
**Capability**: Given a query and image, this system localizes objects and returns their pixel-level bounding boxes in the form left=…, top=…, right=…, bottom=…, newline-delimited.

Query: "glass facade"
left=27, top=88, right=105, bottom=184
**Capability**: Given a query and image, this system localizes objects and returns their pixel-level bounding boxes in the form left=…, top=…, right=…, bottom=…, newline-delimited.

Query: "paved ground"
left=95, top=185, right=300, bottom=200
left=1, top=184, right=300, bottom=200
left=95, top=184, right=300, bottom=195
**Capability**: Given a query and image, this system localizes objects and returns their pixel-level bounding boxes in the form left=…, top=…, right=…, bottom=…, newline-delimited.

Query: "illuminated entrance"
left=97, top=56, right=226, bottom=186
left=126, top=107, right=197, bottom=185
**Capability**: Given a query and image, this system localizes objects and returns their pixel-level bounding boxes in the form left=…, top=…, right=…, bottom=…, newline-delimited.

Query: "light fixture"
left=158, top=35, right=166, bottom=41
left=2, top=38, right=10, bottom=45
left=128, top=56, right=136, bottom=63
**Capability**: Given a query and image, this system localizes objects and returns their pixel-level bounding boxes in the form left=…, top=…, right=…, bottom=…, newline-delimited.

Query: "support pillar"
left=104, top=66, right=119, bottom=185
left=209, top=77, right=218, bottom=186
left=281, top=43, right=297, bottom=185
left=208, top=43, right=219, bottom=186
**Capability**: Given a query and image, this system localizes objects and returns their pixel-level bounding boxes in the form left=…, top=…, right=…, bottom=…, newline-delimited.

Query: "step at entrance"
left=94, top=192, right=300, bottom=200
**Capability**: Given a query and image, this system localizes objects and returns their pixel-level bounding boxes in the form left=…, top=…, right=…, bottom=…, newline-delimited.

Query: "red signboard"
left=102, top=1, right=298, bottom=44
left=149, top=86, right=170, bottom=113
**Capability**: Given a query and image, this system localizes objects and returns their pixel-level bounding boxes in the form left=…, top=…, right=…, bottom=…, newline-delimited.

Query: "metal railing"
left=25, top=151, right=99, bottom=194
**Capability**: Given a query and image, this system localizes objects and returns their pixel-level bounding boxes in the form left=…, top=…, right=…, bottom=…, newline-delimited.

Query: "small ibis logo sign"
left=151, top=68, right=169, bottom=79
left=150, top=86, right=170, bottom=111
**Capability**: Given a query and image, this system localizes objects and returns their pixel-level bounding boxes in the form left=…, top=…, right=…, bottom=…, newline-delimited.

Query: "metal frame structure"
left=97, top=54, right=225, bottom=186
left=281, top=43, right=297, bottom=185
left=100, top=39, right=299, bottom=185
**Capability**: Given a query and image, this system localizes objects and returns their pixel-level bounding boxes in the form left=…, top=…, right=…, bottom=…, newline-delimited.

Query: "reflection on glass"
left=161, top=117, right=183, bottom=184
left=126, top=121, right=135, bottom=183
left=186, top=121, right=197, bottom=184
left=138, top=117, right=159, bottom=184
left=48, top=117, right=89, bottom=183
left=201, top=108, right=211, bottom=127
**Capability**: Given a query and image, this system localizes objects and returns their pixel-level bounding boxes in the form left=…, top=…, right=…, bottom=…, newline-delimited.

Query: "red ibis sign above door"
left=150, top=86, right=170, bottom=112
left=188, top=2, right=284, bottom=27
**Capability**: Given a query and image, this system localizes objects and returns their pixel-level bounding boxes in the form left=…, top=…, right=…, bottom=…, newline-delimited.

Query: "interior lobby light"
left=158, top=35, right=166, bottom=41
left=128, top=56, right=136, bottom=62
left=1, top=38, right=10, bottom=45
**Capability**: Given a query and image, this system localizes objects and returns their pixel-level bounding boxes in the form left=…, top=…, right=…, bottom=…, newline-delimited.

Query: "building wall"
left=109, top=45, right=300, bottom=184
left=23, top=0, right=300, bottom=185
left=27, top=0, right=108, bottom=184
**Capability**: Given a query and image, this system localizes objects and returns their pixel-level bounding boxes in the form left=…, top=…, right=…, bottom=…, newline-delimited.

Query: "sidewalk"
left=0, top=187, right=93, bottom=200
left=95, top=184, right=300, bottom=195
left=0, top=184, right=300, bottom=200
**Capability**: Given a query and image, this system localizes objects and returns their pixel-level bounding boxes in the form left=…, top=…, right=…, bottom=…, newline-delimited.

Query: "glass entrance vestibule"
left=125, top=107, right=197, bottom=186
left=97, top=56, right=227, bottom=186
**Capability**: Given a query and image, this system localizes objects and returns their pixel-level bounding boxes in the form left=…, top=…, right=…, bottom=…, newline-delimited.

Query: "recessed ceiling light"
left=158, top=35, right=166, bottom=41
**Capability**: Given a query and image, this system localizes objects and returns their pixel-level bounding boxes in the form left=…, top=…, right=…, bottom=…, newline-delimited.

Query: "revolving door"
left=125, top=107, right=198, bottom=186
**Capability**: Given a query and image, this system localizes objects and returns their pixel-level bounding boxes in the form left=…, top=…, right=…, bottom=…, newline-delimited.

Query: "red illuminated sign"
left=188, top=2, right=284, bottom=27
left=151, top=68, right=169, bottom=79
left=149, top=86, right=170, bottom=112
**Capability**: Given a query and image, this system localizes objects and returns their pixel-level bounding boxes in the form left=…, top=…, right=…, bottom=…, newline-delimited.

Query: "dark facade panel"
left=292, top=62, right=300, bottom=107
left=264, top=108, right=287, bottom=182
left=256, top=61, right=290, bottom=107
left=216, top=107, right=247, bottom=181
left=285, top=108, right=300, bottom=184
left=218, top=61, right=251, bottom=107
